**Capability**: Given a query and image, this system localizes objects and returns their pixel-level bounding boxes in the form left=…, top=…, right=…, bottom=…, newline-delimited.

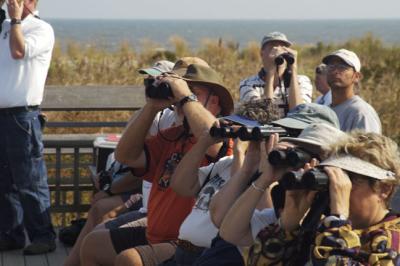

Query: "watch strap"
left=179, top=94, right=198, bottom=107
left=10, top=18, right=21, bottom=25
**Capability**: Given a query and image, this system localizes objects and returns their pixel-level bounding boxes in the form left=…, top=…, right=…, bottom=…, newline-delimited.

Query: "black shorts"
left=110, top=226, right=148, bottom=254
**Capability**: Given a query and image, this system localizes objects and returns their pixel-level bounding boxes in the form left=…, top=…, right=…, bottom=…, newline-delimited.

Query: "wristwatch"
left=179, top=94, right=198, bottom=107
left=10, top=18, right=21, bottom=26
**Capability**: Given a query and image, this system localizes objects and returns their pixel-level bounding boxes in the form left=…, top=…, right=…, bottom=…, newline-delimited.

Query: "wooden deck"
left=0, top=230, right=69, bottom=266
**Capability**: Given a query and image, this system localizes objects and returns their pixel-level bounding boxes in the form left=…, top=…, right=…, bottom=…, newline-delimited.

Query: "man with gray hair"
left=322, top=49, right=381, bottom=133
left=239, top=31, right=312, bottom=115
left=0, top=0, right=55, bottom=255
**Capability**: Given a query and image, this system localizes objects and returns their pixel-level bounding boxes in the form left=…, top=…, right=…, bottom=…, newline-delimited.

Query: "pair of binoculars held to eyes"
left=267, top=147, right=315, bottom=169
left=209, top=125, right=288, bottom=141
left=279, top=168, right=329, bottom=191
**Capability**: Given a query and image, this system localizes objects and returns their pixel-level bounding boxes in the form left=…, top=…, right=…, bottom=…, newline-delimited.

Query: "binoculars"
left=209, top=125, right=288, bottom=141
left=268, top=148, right=314, bottom=169
left=144, top=78, right=173, bottom=99
left=275, top=53, right=295, bottom=66
left=279, top=168, right=329, bottom=191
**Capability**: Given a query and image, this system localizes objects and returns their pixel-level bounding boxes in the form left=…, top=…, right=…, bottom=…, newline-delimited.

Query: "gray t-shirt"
left=331, top=95, right=381, bottom=133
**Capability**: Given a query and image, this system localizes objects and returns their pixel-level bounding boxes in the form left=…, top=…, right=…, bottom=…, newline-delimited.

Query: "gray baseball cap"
left=261, top=32, right=292, bottom=48
left=271, top=103, right=340, bottom=130
left=138, top=60, right=174, bottom=76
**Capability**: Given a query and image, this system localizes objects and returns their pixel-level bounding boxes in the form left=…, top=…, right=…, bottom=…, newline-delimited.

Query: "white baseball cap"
left=322, top=49, right=361, bottom=72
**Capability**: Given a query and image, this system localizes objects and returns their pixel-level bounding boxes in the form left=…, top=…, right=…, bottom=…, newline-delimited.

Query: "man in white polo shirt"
left=0, top=0, right=55, bottom=255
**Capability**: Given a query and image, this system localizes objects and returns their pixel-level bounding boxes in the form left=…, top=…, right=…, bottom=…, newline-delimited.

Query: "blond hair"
left=328, top=131, right=400, bottom=205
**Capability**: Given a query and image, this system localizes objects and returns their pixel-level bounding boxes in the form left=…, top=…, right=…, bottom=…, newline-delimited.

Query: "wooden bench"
left=41, top=85, right=145, bottom=226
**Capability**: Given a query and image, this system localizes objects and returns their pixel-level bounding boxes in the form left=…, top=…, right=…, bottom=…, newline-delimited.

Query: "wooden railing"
left=42, top=85, right=145, bottom=226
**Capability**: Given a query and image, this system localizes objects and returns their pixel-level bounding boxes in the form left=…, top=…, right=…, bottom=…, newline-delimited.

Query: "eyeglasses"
left=327, top=64, right=353, bottom=72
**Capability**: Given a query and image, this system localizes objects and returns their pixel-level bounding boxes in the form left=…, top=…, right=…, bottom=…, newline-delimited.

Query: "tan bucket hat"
left=182, top=64, right=234, bottom=116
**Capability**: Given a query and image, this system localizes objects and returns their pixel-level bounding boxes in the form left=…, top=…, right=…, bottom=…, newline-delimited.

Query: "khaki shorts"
left=135, top=242, right=177, bottom=266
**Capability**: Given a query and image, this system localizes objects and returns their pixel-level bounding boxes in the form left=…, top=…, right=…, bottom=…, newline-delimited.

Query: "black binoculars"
left=268, top=148, right=313, bottom=169
left=279, top=168, right=329, bottom=191
left=144, top=78, right=173, bottom=99
left=209, top=125, right=288, bottom=141
left=275, top=53, right=295, bottom=66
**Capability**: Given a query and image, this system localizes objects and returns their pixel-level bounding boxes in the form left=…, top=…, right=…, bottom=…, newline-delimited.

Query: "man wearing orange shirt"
left=80, top=64, right=234, bottom=266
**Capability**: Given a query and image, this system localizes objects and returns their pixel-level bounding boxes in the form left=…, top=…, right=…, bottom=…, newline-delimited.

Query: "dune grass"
left=45, top=34, right=400, bottom=225
left=45, top=34, right=400, bottom=142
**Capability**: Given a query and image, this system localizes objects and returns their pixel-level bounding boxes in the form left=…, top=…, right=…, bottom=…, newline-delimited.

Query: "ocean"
left=48, top=19, right=400, bottom=51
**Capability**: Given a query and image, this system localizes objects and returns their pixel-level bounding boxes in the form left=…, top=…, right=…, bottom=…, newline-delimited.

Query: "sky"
left=34, top=0, right=400, bottom=20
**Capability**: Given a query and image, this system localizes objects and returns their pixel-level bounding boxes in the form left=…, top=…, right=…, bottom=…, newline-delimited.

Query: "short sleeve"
left=250, top=208, right=277, bottom=240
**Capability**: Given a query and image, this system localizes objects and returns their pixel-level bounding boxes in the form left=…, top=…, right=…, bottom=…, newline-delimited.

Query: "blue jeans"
left=160, top=245, right=205, bottom=266
left=194, top=234, right=244, bottom=266
left=0, top=109, right=55, bottom=244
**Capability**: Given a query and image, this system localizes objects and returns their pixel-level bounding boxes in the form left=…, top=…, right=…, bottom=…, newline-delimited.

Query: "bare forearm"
left=171, top=137, right=210, bottom=196
left=209, top=168, right=256, bottom=227
left=230, top=152, right=245, bottom=176
left=288, top=68, right=302, bottom=109
left=220, top=178, right=269, bottom=245
left=115, top=104, right=158, bottom=166
left=264, top=73, right=275, bottom=99
left=182, top=102, right=217, bottom=139
left=9, top=24, right=25, bottom=59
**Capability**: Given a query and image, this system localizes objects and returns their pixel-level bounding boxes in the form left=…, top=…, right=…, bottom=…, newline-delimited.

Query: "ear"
left=353, top=71, right=363, bottom=84
left=379, top=183, right=394, bottom=200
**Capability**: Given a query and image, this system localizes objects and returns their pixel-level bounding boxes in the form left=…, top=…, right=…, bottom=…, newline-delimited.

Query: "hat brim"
left=322, top=55, right=356, bottom=71
left=279, top=137, right=325, bottom=155
left=222, top=115, right=261, bottom=127
left=271, top=117, right=309, bottom=130
left=320, top=155, right=397, bottom=181
left=262, top=39, right=292, bottom=48
left=183, top=79, right=234, bottom=116
left=138, top=68, right=163, bottom=76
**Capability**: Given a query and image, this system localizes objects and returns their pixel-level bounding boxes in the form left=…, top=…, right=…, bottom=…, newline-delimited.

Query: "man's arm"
left=170, top=133, right=217, bottom=197
left=209, top=141, right=261, bottom=227
left=7, top=0, right=24, bottom=59
left=283, top=47, right=303, bottom=109
left=161, top=76, right=222, bottom=158
left=115, top=98, right=172, bottom=168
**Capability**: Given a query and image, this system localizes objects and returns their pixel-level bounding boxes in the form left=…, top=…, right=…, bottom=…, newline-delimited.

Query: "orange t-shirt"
left=142, top=126, right=232, bottom=244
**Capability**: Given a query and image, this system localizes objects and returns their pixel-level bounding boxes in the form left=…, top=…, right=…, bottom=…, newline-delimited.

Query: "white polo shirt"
left=0, top=14, right=54, bottom=108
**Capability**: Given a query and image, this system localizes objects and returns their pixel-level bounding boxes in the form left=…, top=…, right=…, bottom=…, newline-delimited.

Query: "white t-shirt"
left=250, top=208, right=277, bottom=241
left=178, top=156, right=233, bottom=248
left=0, top=14, right=54, bottom=107
left=149, top=108, right=180, bottom=136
